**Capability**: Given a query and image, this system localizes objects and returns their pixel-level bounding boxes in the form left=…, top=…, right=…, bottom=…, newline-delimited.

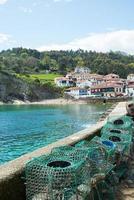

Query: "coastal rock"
left=0, top=71, right=61, bottom=103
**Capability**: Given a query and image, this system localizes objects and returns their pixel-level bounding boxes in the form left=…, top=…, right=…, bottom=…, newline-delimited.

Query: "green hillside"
left=16, top=73, right=62, bottom=84
left=0, top=48, right=134, bottom=78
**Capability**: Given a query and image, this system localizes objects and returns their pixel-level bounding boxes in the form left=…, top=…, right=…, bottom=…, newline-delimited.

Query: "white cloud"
left=0, top=0, right=8, bottom=5
left=0, top=33, right=11, bottom=44
left=37, top=30, right=134, bottom=54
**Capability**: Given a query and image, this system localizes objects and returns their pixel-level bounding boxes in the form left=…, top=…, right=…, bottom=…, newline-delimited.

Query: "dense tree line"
left=0, top=48, right=134, bottom=78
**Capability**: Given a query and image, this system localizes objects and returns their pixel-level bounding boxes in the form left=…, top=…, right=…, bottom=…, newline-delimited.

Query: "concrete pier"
left=0, top=102, right=127, bottom=200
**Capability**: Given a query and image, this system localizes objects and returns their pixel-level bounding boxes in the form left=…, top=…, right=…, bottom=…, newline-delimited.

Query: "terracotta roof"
left=91, top=83, right=123, bottom=89
left=128, top=81, right=134, bottom=84
left=127, top=85, right=134, bottom=88
left=106, top=80, right=124, bottom=84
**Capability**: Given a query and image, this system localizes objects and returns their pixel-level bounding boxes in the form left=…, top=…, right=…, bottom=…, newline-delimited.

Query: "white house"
left=55, top=77, right=74, bottom=87
left=126, top=82, right=134, bottom=96
left=89, top=74, right=104, bottom=85
left=74, top=66, right=91, bottom=73
left=126, top=85, right=134, bottom=97
left=127, top=74, right=134, bottom=81
left=71, top=73, right=91, bottom=81
left=76, top=80, right=92, bottom=88
left=64, top=87, right=89, bottom=99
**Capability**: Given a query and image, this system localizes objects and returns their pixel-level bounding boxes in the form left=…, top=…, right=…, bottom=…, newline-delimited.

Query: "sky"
left=0, top=0, right=134, bottom=54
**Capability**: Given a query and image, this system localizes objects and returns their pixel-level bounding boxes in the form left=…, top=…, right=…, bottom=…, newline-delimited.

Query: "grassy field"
left=16, top=73, right=62, bottom=84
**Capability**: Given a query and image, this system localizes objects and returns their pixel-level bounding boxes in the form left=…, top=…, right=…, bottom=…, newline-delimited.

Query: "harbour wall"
left=79, top=97, right=132, bottom=103
left=0, top=102, right=127, bottom=200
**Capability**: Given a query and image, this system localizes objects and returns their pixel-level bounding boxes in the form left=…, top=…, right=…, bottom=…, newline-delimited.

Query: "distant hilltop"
left=0, top=48, right=134, bottom=78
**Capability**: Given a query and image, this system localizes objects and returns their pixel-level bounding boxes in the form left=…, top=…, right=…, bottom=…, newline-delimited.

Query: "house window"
left=115, top=88, right=118, bottom=92
left=62, top=81, right=66, bottom=84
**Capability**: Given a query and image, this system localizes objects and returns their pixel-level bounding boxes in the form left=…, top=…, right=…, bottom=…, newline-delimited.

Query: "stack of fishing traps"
left=25, top=150, right=91, bottom=200
left=25, top=108, right=134, bottom=200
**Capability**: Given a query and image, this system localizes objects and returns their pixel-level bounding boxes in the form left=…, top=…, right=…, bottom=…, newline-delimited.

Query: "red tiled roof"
left=91, top=83, right=123, bottom=89
left=127, top=85, right=134, bottom=88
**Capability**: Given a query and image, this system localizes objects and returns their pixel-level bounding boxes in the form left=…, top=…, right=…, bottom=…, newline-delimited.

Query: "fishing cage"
left=76, top=136, right=116, bottom=164
left=25, top=151, right=90, bottom=200
left=51, top=145, right=90, bottom=162
left=51, top=145, right=101, bottom=176
left=52, top=144, right=115, bottom=200
left=101, top=126, right=132, bottom=136
left=101, top=132, right=132, bottom=158
left=75, top=137, right=114, bottom=176
left=102, top=115, right=134, bottom=133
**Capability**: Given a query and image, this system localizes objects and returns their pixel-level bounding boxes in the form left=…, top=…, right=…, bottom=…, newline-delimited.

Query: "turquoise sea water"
left=0, top=104, right=110, bottom=165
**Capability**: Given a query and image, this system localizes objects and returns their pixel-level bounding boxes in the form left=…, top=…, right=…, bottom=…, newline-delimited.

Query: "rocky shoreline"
left=0, top=98, right=87, bottom=105
left=0, top=97, right=131, bottom=106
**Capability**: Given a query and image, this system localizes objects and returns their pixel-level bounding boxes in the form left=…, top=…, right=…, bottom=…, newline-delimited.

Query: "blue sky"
left=0, top=0, right=134, bottom=53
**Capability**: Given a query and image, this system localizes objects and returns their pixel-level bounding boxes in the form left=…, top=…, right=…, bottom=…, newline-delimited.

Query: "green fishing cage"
left=101, top=115, right=134, bottom=135
left=101, top=131, right=132, bottom=158
left=25, top=151, right=90, bottom=200
left=75, top=136, right=116, bottom=164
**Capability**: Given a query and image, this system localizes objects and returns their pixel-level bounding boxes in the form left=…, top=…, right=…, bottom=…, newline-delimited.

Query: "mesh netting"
left=76, top=136, right=116, bottom=163
left=75, top=137, right=114, bottom=175
left=104, top=115, right=134, bottom=133
left=51, top=145, right=102, bottom=177
left=51, top=145, right=90, bottom=162
left=101, top=125, right=132, bottom=136
left=25, top=152, right=90, bottom=200
left=101, top=132, right=132, bottom=156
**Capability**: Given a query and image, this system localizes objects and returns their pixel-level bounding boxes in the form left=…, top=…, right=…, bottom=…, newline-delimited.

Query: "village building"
left=90, top=83, right=124, bottom=97
left=56, top=71, right=127, bottom=99
left=74, top=66, right=91, bottom=73
left=126, top=85, right=134, bottom=97
left=66, top=73, right=104, bottom=84
left=64, top=87, right=89, bottom=99
left=76, top=80, right=92, bottom=88
left=104, top=73, right=119, bottom=80
left=70, top=72, right=92, bottom=81
left=126, top=81, right=134, bottom=96
left=103, top=73, right=120, bottom=83
left=89, top=74, right=104, bottom=85
left=127, top=74, right=134, bottom=81
left=55, top=77, right=75, bottom=87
